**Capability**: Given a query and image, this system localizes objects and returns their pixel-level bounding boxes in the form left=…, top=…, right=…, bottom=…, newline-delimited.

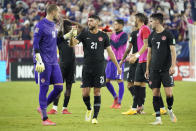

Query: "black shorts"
left=127, top=63, right=137, bottom=83
left=134, top=63, right=147, bottom=83
left=82, top=63, right=105, bottom=88
left=149, top=70, right=174, bottom=88
left=60, top=62, right=76, bottom=84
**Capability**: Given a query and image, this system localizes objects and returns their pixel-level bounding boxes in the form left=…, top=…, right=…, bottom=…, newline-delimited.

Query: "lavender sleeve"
left=33, top=23, right=43, bottom=53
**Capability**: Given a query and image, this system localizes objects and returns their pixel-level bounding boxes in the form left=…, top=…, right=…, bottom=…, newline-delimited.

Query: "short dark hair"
left=58, top=19, right=72, bottom=37
left=46, top=4, right=58, bottom=14
left=88, top=15, right=101, bottom=21
left=135, top=13, right=147, bottom=23
left=150, top=13, right=164, bottom=24
left=115, top=19, right=124, bottom=26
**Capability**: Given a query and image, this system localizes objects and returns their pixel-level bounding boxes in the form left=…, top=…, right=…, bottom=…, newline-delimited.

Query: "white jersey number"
left=91, top=42, right=97, bottom=50
left=156, top=42, right=160, bottom=49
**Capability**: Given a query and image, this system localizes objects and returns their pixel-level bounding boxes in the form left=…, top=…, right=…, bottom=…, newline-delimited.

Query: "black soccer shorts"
left=60, top=62, right=76, bottom=84
left=127, top=63, right=137, bottom=83
left=82, top=64, right=105, bottom=88
left=134, top=63, right=147, bottom=83
left=149, top=70, right=174, bottom=88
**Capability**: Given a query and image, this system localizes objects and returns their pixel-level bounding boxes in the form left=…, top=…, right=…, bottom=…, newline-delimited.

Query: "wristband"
left=135, top=53, right=140, bottom=58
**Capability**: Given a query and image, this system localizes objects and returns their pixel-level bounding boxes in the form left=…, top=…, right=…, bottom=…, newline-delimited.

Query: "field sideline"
left=0, top=81, right=196, bottom=131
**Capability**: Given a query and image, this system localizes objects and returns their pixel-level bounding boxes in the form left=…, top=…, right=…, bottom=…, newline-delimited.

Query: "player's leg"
left=105, top=61, right=118, bottom=108
left=62, top=82, right=72, bottom=114
left=115, top=79, right=124, bottom=109
left=35, top=65, right=56, bottom=125
left=92, top=87, right=101, bottom=124
left=47, top=94, right=60, bottom=114
left=150, top=70, right=162, bottom=125
left=162, top=71, right=177, bottom=122
left=115, top=62, right=125, bottom=109
left=159, top=93, right=167, bottom=115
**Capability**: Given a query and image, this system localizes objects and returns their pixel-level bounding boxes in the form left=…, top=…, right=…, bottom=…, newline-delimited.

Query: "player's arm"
left=145, top=47, right=151, bottom=79
left=33, top=25, right=45, bottom=73
left=170, top=45, right=176, bottom=75
left=119, top=42, right=132, bottom=67
left=65, top=19, right=85, bottom=34
left=106, top=46, right=122, bottom=75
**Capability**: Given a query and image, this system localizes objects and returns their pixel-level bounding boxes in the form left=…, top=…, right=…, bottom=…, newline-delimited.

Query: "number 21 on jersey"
left=91, top=42, right=97, bottom=50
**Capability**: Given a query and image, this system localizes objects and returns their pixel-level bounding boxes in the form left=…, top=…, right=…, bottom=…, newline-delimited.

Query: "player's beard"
left=53, top=16, right=59, bottom=23
left=89, top=26, right=96, bottom=31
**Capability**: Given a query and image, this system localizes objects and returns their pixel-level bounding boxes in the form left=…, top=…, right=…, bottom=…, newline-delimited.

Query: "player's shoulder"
left=163, top=29, right=173, bottom=35
left=149, top=30, right=155, bottom=39
left=141, top=25, right=150, bottom=31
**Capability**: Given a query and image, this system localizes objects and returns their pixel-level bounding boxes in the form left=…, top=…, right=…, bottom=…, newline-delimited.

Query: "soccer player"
left=33, top=4, right=63, bottom=126
left=47, top=19, right=83, bottom=114
left=126, top=13, right=151, bottom=115
left=105, top=19, right=128, bottom=109
left=120, top=26, right=139, bottom=114
left=68, top=15, right=122, bottom=124
left=145, top=13, right=177, bottom=125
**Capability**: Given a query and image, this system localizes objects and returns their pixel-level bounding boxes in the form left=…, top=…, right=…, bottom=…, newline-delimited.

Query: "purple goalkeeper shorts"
left=34, top=64, right=63, bottom=86
left=105, top=60, right=124, bottom=80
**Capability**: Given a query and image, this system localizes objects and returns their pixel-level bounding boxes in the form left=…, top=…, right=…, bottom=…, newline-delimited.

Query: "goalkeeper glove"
left=63, top=28, right=77, bottom=40
left=35, top=53, right=45, bottom=73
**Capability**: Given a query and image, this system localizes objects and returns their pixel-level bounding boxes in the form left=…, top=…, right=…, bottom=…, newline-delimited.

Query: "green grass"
left=0, top=81, right=196, bottom=131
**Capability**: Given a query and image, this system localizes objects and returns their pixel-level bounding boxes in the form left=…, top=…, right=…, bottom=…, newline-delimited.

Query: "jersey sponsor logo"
left=35, top=27, right=39, bottom=33
left=161, top=36, right=166, bottom=40
left=98, top=37, right=103, bottom=42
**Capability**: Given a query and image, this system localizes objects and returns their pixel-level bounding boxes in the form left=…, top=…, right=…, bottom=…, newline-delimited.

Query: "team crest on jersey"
left=98, top=37, right=103, bottom=41
left=52, top=31, right=56, bottom=38
left=162, top=36, right=166, bottom=40
left=35, top=27, right=39, bottom=33
left=41, top=78, right=45, bottom=83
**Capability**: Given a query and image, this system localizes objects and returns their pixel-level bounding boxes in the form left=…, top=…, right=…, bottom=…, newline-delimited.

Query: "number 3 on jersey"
left=91, top=42, right=97, bottom=50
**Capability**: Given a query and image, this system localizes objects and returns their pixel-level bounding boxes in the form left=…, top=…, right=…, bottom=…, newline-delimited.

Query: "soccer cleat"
left=121, top=109, right=137, bottom=115
left=152, top=108, right=167, bottom=116
left=85, top=110, right=92, bottom=122
left=42, top=119, right=56, bottom=126
left=47, top=109, right=57, bottom=114
left=168, top=109, right=177, bottom=123
left=150, top=119, right=162, bottom=125
left=114, top=104, right=121, bottom=109
left=110, top=97, right=118, bottom=108
left=62, top=109, right=72, bottom=114
left=92, top=118, right=98, bottom=124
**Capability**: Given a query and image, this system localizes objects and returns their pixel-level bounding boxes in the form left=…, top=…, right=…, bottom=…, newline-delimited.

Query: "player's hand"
left=35, top=62, right=45, bottom=73
left=63, top=27, right=77, bottom=40
left=129, top=54, right=137, bottom=64
left=35, top=53, right=45, bottom=73
left=117, top=66, right=122, bottom=75
left=145, top=70, right=149, bottom=80
left=119, top=60, right=123, bottom=67
left=169, top=66, right=175, bottom=75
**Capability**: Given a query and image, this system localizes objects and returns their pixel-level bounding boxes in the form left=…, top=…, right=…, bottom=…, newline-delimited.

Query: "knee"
left=94, top=89, right=100, bottom=96
left=106, top=79, right=110, bottom=83
left=54, top=84, right=63, bottom=92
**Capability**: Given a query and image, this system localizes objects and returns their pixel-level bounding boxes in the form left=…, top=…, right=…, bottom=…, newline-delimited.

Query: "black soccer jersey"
left=57, top=36, right=75, bottom=65
left=129, top=30, right=139, bottom=54
left=148, top=29, right=175, bottom=70
left=77, top=29, right=110, bottom=65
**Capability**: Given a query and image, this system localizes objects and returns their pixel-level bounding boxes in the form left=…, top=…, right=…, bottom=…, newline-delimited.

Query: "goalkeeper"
left=33, top=4, right=63, bottom=126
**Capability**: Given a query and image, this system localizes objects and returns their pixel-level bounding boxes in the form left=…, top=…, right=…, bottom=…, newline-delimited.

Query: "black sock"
left=166, top=96, right=174, bottom=110
left=132, top=86, right=140, bottom=108
left=160, top=94, right=164, bottom=108
left=63, top=96, right=70, bottom=107
left=140, top=87, right=146, bottom=106
left=93, top=96, right=101, bottom=119
left=83, top=96, right=91, bottom=110
left=53, top=94, right=60, bottom=106
left=128, top=86, right=135, bottom=97
left=43, top=117, right=48, bottom=121
left=153, top=96, right=160, bottom=117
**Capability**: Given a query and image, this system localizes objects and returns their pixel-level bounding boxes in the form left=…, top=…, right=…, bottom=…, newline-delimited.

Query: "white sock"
left=62, top=107, right=67, bottom=110
left=156, top=116, right=161, bottom=121
left=53, top=105, right=58, bottom=111
left=160, top=107, right=165, bottom=109
left=132, top=108, right=137, bottom=110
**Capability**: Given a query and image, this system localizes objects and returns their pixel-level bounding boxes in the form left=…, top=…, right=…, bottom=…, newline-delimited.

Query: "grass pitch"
left=0, top=81, right=196, bottom=131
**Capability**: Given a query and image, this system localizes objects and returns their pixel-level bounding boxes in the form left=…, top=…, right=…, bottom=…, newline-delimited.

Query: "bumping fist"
left=35, top=53, right=45, bottom=73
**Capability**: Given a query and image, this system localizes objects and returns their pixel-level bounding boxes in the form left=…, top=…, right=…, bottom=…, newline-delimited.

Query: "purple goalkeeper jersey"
left=33, top=18, right=58, bottom=65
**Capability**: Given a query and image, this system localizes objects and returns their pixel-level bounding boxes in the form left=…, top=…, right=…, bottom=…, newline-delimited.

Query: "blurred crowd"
left=0, top=0, right=196, bottom=42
